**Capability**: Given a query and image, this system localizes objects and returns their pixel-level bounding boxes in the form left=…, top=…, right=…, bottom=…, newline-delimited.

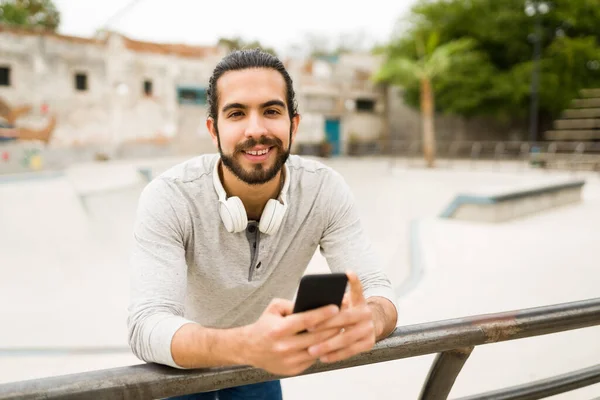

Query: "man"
left=127, top=49, right=398, bottom=400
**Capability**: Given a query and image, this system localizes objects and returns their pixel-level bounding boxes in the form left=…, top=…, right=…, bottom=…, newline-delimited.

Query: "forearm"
left=171, top=322, right=247, bottom=369
left=367, top=296, right=398, bottom=341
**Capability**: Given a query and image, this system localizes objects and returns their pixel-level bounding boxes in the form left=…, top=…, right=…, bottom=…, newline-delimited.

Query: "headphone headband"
left=212, top=158, right=228, bottom=202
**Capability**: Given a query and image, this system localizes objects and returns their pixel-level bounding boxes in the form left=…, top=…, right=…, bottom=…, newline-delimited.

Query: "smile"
left=244, top=147, right=272, bottom=156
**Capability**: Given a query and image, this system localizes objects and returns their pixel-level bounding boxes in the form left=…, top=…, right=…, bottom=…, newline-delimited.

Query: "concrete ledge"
left=0, top=170, right=64, bottom=184
left=440, top=180, right=586, bottom=222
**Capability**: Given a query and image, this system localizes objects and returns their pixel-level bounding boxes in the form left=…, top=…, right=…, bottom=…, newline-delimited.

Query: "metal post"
left=520, top=142, right=531, bottom=171
left=529, top=14, right=542, bottom=144
left=526, top=1, right=549, bottom=144
left=419, top=347, right=474, bottom=400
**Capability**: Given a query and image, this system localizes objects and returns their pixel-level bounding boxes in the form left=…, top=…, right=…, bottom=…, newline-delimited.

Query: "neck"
left=219, top=162, right=284, bottom=221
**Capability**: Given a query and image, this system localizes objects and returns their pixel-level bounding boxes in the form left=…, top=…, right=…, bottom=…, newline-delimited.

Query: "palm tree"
left=374, top=32, right=474, bottom=168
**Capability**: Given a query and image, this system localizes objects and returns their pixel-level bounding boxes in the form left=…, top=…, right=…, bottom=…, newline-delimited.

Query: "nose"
left=244, top=112, right=268, bottom=138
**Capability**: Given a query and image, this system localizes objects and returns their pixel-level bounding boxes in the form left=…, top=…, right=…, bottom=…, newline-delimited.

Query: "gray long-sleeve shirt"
left=127, top=153, right=397, bottom=368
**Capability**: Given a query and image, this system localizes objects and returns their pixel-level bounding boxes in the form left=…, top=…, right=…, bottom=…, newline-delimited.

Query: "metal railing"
left=393, top=140, right=600, bottom=169
left=294, top=138, right=600, bottom=171
left=384, top=139, right=600, bottom=158
left=1, top=297, right=599, bottom=400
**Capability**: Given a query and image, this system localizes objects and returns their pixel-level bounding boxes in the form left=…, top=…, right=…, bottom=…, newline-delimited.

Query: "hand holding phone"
left=297, top=271, right=379, bottom=365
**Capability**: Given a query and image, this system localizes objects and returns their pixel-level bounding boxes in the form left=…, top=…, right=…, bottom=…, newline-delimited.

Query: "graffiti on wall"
left=0, top=97, right=56, bottom=144
left=21, top=148, right=43, bottom=170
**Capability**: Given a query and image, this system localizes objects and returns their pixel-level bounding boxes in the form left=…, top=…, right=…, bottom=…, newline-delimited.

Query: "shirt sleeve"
left=127, top=177, right=195, bottom=369
left=318, top=169, right=398, bottom=314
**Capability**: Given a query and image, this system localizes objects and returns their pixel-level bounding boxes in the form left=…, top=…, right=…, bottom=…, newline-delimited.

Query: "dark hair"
left=207, top=48, right=298, bottom=124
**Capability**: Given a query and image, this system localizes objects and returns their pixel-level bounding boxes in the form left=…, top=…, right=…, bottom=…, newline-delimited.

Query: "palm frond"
left=425, top=38, right=476, bottom=77
left=373, top=57, right=425, bottom=85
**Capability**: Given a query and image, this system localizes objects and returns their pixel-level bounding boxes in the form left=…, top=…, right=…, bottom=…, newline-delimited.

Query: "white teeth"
left=247, top=148, right=269, bottom=156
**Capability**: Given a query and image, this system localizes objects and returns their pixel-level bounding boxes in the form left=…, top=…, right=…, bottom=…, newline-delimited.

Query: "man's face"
left=207, top=68, right=299, bottom=185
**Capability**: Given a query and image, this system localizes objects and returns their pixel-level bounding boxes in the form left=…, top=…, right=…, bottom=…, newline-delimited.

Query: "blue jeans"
left=166, top=380, right=283, bottom=400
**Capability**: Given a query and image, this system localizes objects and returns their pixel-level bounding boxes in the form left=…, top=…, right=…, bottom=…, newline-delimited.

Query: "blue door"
left=324, top=118, right=341, bottom=156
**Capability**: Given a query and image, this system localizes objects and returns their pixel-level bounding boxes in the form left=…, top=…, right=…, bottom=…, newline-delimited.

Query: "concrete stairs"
left=546, top=88, right=600, bottom=141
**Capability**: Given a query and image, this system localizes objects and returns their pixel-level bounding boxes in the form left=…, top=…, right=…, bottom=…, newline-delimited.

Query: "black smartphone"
left=292, top=273, right=349, bottom=314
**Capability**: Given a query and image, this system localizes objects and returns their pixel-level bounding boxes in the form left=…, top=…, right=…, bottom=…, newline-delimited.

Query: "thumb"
left=341, top=292, right=351, bottom=310
left=347, top=270, right=366, bottom=306
left=265, top=298, right=294, bottom=316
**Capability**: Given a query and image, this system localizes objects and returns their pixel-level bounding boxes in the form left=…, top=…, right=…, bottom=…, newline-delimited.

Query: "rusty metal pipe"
left=455, top=363, right=600, bottom=400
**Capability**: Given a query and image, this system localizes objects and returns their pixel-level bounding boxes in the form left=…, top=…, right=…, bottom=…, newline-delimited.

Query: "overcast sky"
left=52, top=0, right=417, bottom=55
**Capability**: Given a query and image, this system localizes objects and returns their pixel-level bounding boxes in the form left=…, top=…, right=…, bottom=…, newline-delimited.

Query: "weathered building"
left=0, top=25, right=395, bottom=159
left=0, top=25, right=226, bottom=157
left=286, top=53, right=388, bottom=155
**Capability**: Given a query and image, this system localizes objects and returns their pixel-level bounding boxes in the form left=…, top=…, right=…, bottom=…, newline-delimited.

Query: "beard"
left=217, top=127, right=292, bottom=186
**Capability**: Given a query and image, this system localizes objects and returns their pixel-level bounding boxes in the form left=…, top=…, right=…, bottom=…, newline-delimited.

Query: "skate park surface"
left=1, top=156, right=598, bottom=399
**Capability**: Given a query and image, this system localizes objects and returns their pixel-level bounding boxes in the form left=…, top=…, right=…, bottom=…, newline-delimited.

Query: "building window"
left=177, top=87, right=207, bottom=105
left=75, top=73, right=88, bottom=91
left=355, top=98, right=375, bottom=112
left=0, top=66, right=10, bottom=86
left=143, top=80, right=153, bottom=96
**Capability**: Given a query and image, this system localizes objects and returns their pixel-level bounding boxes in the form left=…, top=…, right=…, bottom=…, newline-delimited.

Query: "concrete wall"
left=387, top=86, right=527, bottom=144
left=172, top=106, right=215, bottom=155
left=0, top=141, right=45, bottom=174
left=343, top=112, right=383, bottom=141
left=296, top=112, right=326, bottom=143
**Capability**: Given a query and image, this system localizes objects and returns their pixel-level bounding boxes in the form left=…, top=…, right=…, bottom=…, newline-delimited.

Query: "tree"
left=217, top=36, right=277, bottom=57
left=379, top=0, right=600, bottom=138
left=0, top=0, right=60, bottom=31
left=374, top=31, right=474, bottom=167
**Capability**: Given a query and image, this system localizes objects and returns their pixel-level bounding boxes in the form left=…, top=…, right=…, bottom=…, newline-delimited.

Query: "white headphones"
left=212, top=159, right=290, bottom=235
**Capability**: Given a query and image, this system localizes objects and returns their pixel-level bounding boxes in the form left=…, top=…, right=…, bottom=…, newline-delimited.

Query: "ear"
left=290, top=114, right=301, bottom=143
left=206, top=117, right=219, bottom=148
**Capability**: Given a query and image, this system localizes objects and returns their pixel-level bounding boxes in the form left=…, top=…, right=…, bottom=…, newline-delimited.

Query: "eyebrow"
left=221, top=100, right=286, bottom=113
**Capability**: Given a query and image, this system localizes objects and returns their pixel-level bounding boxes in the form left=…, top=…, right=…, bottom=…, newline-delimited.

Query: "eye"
left=265, top=109, right=280, bottom=115
left=228, top=111, right=243, bottom=118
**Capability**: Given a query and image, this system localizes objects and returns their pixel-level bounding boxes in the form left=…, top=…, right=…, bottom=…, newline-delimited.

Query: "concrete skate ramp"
left=0, top=164, right=148, bottom=350
left=440, top=178, right=585, bottom=222
left=66, top=163, right=149, bottom=228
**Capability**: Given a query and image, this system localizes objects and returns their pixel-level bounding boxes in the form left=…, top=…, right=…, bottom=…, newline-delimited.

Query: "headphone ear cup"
left=259, top=199, right=286, bottom=235
left=227, top=196, right=248, bottom=232
left=218, top=200, right=235, bottom=233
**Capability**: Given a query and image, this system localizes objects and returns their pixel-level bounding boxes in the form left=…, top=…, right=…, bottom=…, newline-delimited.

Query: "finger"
left=308, top=320, right=374, bottom=358
left=284, top=359, right=316, bottom=376
left=319, top=336, right=375, bottom=364
left=285, top=348, right=321, bottom=365
left=279, top=351, right=318, bottom=367
left=266, top=298, right=295, bottom=316
left=286, top=327, right=340, bottom=352
left=346, top=271, right=366, bottom=307
left=281, top=304, right=339, bottom=336
left=311, top=305, right=372, bottom=332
